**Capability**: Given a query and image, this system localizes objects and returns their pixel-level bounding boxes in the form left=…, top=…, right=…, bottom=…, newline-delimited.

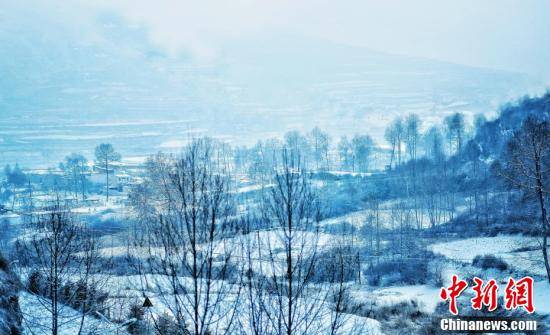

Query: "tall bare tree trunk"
left=105, top=160, right=109, bottom=202
left=534, top=149, right=550, bottom=282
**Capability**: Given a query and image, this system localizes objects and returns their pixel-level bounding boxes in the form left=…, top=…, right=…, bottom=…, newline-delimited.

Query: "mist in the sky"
left=0, top=0, right=548, bottom=168
left=90, top=0, right=550, bottom=81
left=5, top=0, right=549, bottom=79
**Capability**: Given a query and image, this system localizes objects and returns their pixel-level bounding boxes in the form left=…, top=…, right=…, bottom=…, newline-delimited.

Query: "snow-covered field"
left=353, top=284, right=441, bottom=314
left=94, top=229, right=339, bottom=258
left=429, top=235, right=547, bottom=276
left=429, top=235, right=550, bottom=315
left=321, top=206, right=453, bottom=230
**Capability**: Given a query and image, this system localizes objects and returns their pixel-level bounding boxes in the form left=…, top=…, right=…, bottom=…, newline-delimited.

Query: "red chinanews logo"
left=440, top=275, right=535, bottom=315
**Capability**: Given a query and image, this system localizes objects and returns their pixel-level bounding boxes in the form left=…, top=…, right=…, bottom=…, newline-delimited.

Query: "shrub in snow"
left=472, top=254, right=508, bottom=271
left=126, top=303, right=148, bottom=335
left=427, top=259, right=446, bottom=287
left=0, top=254, right=8, bottom=272
left=311, top=247, right=361, bottom=283
left=349, top=298, right=429, bottom=334
left=392, top=316, right=418, bottom=334
left=26, top=271, right=109, bottom=316
left=26, top=270, right=46, bottom=295
left=367, top=259, right=428, bottom=286
left=349, top=299, right=425, bottom=330
left=69, top=280, right=109, bottom=315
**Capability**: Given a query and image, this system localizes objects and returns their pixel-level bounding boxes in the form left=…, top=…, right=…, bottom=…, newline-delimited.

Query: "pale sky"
left=86, top=0, right=550, bottom=81
left=6, top=0, right=550, bottom=81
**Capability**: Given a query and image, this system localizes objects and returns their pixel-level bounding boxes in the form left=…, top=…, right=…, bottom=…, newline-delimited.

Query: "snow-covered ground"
left=321, top=206, right=453, bottom=230
left=353, top=284, right=441, bottom=314
left=26, top=272, right=383, bottom=335
left=19, top=292, right=126, bottom=335
left=429, top=235, right=547, bottom=276
left=95, top=229, right=338, bottom=257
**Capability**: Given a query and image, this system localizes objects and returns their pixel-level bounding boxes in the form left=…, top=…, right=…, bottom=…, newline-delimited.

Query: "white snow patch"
left=429, top=235, right=547, bottom=276
left=354, top=285, right=441, bottom=313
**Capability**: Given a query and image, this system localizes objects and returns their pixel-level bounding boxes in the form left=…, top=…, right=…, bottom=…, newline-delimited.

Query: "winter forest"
left=1, top=1, right=550, bottom=335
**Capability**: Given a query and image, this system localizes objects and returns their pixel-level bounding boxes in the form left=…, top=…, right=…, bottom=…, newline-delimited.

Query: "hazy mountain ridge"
left=0, top=8, right=544, bottom=168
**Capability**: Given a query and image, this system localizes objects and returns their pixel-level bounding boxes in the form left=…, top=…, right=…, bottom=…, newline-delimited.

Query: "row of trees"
left=384, top=112, right=473, bottom=169
left=1, top=144, right=121, bottom=211
left=236, top=128, right=375, bottom=180
left=58, top=143, right=121, bottom=201
left=3, top=112, right=474, bottom=210
left=236, top=111, right=477, bottom=181
left=503, top=116, right=549, bottom=281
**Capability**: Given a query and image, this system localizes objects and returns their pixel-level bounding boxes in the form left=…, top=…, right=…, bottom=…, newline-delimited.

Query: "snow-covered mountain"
left=0, top=8, right=543, bottom=168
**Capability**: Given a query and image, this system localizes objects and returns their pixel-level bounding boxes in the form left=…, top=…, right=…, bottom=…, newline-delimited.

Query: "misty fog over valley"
left=0, top=3, right=544, bottom=168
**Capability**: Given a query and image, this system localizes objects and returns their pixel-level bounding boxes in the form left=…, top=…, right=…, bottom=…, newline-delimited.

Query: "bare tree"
left=31, top=204, right=80, bottom=335
left=405, top=114, right=421, bottom=162
left=259, top=149, right=325, bottom=335
left=351, top=135, right=374, bottom=173
left=284, top=131, right=311, bottom=164
left=133, top=138, right=241, bottom=335
left=444, top=113, right=465, bottom=155
left=3, top=163, right=27, bottom=210
left=18, top=200, right=108, bottom=335
left=386, top=118, right=405, bottom=167
left=308, top=127, right=330, bottom=171
left=337, top=136, right=353, bottom=172
left=247, top=139, right=283, bottom=183
left=59, top=153, right=89, bottom=200
left=74, top=230, right=112, bottom=335
left=423, top=126, right=444, bottom=162
left=239, top=216, right=270, bottom=335
left=94, top=143, right=121, bottom=202
left=324, top=231, right=367, bottom=335
left=503, top=117, right=550, bottom=282
left=384, top=124, right=398, bottom=170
